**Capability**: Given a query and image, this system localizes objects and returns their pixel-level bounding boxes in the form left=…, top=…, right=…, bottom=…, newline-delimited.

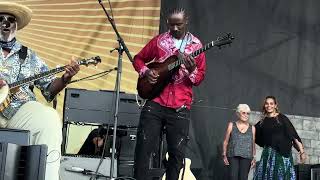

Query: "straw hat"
left=0, top=2, right=32, bottom=30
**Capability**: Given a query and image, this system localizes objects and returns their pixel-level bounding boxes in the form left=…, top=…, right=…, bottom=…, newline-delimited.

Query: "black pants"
left=229, top=156, right=251, bottom=180
left=134, top=101, right=190, bottom=180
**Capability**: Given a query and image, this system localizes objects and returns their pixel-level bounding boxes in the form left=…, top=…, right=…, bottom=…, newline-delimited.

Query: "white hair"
left=236, top=104, right=251, bottom=113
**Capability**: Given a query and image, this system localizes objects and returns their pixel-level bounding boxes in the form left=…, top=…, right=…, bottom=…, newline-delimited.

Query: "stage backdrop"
left=6, top=0, right=320, bottom=179
left=159, top=0, right=320, bottom=179
left=9, top=0, right=161, bottom=114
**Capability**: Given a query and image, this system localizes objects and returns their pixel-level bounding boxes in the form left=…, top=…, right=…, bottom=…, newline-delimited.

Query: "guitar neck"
left=7, top=56, right=101, bottom=89
left=168, top=41, right=214, bottom=71
left=190, top=41, right=214, bottom=57
left=9, top=66, right=66, bottom=89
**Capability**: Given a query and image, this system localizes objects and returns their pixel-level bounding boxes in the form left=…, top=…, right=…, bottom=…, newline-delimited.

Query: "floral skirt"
left=253, top=147, right=296, bottom=180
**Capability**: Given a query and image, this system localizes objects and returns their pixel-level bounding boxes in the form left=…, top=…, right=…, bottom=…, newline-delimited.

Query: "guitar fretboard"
left=9, top=66, right=67, bottom=89
left=190, top=41, right=214, bottom=57
left=7, top=57, right=101, bottom=89
left=168, top=41, right=215, bottom=71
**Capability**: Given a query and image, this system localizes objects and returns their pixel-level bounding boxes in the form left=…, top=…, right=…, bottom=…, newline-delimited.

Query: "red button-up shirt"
left=133, top=32, right=206, bottom=109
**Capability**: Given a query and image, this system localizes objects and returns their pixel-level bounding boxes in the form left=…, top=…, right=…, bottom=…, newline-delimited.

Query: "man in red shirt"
left=133, top=8, right=206, bottom=180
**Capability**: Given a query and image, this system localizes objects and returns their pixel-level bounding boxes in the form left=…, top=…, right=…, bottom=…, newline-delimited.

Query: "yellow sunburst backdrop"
left=5, top=0, right=160, bottom=116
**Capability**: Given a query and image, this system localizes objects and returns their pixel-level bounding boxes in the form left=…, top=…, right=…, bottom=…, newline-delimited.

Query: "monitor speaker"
left=0, top=128, right=30, bottom=145
left=311, top=164, right=320, bottom=180
left=295, top=164, right=312, bottom=180
left=0, top=143, right=47, bottom=180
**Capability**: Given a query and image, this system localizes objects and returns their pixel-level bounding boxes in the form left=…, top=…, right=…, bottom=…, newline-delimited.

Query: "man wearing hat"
left=0, top=2, right=80, bottom=180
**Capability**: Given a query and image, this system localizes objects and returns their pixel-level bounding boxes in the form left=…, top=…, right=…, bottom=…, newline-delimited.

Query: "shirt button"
left=169, top=92, right=173, bottom=95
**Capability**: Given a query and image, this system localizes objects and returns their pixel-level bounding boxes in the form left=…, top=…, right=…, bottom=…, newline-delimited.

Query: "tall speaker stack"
left=62, top=88, right=141, bottom=179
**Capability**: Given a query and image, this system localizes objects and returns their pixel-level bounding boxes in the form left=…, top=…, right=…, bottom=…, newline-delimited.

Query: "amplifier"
left=63, top=88, right=141, bottom=127
left=295, top=164, right=312, bottom=180
left=59, top=155, right=117, bottom=180
left=0, top=143, right=47, bottom=180
left=0, top=128, right=30, bottom=145
left=311, top=164, right=320, bottom=180
left=117, top=127, right=137, bottom=177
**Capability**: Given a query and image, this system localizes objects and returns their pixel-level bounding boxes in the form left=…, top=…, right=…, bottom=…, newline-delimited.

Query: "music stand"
left=97, top=0, right=134, bottom=179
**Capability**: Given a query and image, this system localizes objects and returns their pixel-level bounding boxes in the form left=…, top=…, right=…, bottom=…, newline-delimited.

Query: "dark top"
left=78, top=127, right=125, bottom=157
left=227, top=122, right=253, bottom=159
left=255, top=113, right=301, bottom=157
left=78, top=128, right=107, bottom=156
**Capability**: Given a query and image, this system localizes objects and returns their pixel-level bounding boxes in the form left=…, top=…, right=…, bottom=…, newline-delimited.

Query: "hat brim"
left=0, top=2, right=32, bottom=30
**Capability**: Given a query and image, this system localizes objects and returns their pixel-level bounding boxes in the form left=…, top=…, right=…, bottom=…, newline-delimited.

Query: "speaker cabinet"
left=0, top=143, right=47, bottom=180
left=0, top=128, right=30, bottom=145
left=295, top=164, right=312, bottom=180
left=117, top=128, right=137, bottom=177
left=63, top=88, right=141, bottom=126
left=311, top=164, right=320, bottom=180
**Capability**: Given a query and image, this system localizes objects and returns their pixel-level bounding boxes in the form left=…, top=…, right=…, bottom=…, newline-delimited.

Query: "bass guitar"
left=0, top=56, right=101, bottom=111
left=137, top=33, right=234, bottom=100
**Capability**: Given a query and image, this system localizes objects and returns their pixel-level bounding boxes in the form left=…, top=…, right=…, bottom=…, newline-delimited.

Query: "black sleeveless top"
left=227, top=122, right=253, bottom=159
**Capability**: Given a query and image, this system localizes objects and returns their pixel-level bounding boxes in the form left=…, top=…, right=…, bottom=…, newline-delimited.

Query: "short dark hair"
left=167, top=8, right=188, bottom=20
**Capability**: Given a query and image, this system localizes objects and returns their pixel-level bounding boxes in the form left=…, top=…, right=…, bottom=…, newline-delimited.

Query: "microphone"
left=65, top=166, right=94, bottom=174
left=66, top=166, right=109, bottom=178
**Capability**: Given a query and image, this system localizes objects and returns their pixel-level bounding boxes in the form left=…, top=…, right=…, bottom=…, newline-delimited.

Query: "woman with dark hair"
left=254, top=96, right=307, bottom=180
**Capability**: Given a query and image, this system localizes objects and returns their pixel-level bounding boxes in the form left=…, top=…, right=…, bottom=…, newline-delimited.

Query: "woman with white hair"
left=222, top=104, right=256, bottom=180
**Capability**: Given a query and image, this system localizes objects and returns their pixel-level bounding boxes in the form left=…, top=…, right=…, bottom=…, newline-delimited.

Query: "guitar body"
left=162, top=153, right=196, bottom=180
left=137, top=33, right=235, bottom=99
left=137, top=55, right=179, bottom=99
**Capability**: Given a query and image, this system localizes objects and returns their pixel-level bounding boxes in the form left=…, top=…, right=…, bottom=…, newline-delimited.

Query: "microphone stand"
left=97, top=0, right=133, bottom=179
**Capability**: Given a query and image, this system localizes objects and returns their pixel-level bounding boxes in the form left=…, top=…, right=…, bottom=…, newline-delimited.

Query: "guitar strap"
left=17, top=45, right=33, bottom=92
left=176, top=33, right=190, bottom=53
left=18, top=45, right=28, bottom=62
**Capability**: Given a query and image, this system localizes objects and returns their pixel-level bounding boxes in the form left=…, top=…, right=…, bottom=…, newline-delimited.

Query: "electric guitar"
left=0, top=56, right=101, bottom=111
left=137, top=33, right=234, bottom=100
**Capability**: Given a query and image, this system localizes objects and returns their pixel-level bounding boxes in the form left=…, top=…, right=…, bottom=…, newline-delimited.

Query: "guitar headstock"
left=78, top=56, right=102, bottom=67
left=214, top=33, right=234, bottom=48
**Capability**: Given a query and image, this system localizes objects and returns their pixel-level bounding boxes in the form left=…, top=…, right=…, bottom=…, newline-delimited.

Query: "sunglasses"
left=0, top=16, right=16, bottom=24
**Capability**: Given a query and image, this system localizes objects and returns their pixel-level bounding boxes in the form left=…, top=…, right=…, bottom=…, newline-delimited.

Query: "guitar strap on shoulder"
left=16, top=45, right=30, bottom=87
left=18, top=45, right=28, bottom=62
